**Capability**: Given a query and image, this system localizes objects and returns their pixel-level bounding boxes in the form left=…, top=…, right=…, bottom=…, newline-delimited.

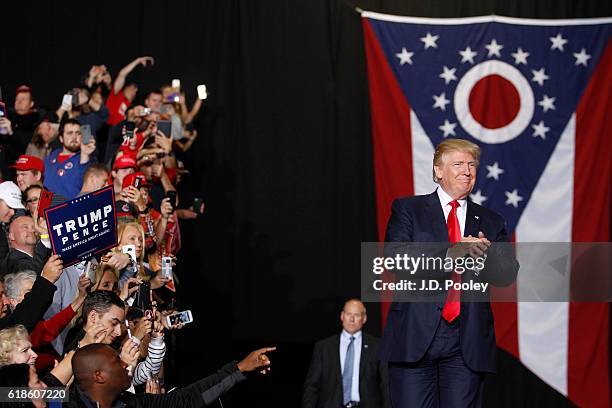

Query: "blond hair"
left=0, top=325, right=30, bottom=367
left=70, top=263, right=121, bottom=327
left=91, top=263, right=120, bottom=292
left=117, top=222, right=146, bottom=263
left=432, top=138, right=481, bottom=182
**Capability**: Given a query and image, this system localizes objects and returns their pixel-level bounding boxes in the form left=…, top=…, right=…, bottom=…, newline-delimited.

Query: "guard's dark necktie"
left=442, top=200, right=461, bottom=322
left=342, top=336, right=355, bottom=405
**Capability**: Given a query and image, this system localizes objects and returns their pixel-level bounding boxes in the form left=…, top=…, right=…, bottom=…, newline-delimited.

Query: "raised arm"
left=0, top=255, right=63, bottom=331
left=113, top=56, right=154, bottom=94
left=179, top=93, right=202, bottom=125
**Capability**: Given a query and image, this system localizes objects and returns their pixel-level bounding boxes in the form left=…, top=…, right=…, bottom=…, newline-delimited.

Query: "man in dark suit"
left=2, top=215, right=50, bottom=277
left=303, top=299, right=391, bottom=408
left=380, top=139, right=518, bottom=407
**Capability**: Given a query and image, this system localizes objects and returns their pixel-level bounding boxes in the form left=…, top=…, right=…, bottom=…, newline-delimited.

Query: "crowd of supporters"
left=0, top=57, right=274, bottom=407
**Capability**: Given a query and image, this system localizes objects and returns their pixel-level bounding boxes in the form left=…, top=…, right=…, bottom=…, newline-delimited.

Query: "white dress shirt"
left=436, top=187, right=467, bottom=236
left=339, top=329, right=362, bottom=402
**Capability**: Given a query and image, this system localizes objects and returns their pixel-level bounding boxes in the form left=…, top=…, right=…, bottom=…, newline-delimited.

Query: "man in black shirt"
left=68, top=343, right=275, bottom=407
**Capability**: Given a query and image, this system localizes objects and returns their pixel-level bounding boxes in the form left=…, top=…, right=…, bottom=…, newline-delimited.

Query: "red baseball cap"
left=112, top=154, right=137, bottom=170
left=10, top=155, right=45, bottom=173
left=122, top=172, right=149, bottom=190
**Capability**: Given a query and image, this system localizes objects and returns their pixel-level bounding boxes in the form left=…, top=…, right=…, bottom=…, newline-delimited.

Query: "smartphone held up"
left=81, top=124, right=93, bottom=144
left=197, top=84, right=208, bottom=100
left=161, top=256, right=173, bottom=279
left=125, top=121, right=136, bottom=139
left=166, top=310, right=193, bottom=327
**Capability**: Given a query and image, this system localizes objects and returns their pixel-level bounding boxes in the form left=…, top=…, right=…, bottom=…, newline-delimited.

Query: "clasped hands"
left=447, top=231, right=491, bottom=260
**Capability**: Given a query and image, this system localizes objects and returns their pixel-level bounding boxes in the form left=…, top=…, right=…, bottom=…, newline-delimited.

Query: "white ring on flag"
left=454, top=60, right=534, bottom=144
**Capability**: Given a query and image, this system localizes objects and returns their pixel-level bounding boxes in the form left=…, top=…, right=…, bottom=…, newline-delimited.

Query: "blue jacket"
left=379, top=191, right=519, bottom=373
left=43, top=149, right=97, bottom=199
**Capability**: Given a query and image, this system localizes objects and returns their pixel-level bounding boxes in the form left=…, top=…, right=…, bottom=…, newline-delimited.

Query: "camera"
left=166, top=310, right=193, bottom=326
left=69, top=89, right=79, bottom=106
left=165, top=191, right=177, bottom=210
left=161, top=256, right=172, bottom=279
left=133, top=281, right=152, bottom=317
left=133, top=176, right=141, bottom=189
left=125, top=121, right=136, bottom=139
left=193, top=198, right=204, bottom=215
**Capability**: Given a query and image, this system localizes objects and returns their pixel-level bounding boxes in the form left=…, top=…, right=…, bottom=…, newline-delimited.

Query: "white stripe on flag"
left=410, top=110, right=437, bottom=195
left=515, top=114, right=576, bottom=396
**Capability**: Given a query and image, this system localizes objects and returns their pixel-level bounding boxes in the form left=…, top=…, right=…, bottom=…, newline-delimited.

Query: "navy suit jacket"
left=379, top=191, right=518, bottom=373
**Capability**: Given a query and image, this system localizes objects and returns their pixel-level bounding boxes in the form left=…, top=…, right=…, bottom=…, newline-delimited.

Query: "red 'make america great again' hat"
left=10, top=155, right=45, bottom=173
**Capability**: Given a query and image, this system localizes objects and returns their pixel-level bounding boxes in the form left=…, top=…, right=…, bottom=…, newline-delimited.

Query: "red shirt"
left=57, top=153, right=74, bottom=164
left=31, top=305, right=76, bottom=371
left=106, top=89, right=131, bottom=125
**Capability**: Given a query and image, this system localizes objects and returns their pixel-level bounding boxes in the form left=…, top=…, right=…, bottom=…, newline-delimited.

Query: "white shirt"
left=339, top=330, right=362, bottom=402
left=436, top=187, right=467, bottom=237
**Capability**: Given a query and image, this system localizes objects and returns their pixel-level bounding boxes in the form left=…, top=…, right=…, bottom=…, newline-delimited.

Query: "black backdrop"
left=2, top=1, right=610, bottom=406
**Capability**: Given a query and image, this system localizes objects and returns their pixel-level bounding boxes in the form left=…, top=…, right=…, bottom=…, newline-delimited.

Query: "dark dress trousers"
left=379, top=192, right=519, bottom=406
left=303, top=332, right=391, bottom=408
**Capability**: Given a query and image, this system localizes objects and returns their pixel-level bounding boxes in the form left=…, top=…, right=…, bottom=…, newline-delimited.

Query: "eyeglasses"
left=25, top=197, right=39, bottom=204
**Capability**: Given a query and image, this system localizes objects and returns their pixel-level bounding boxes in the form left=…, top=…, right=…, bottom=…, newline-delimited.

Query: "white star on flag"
left=459, top=46, right=477, bottom=64
left=420, top=32, right=439, bottom=49
left=504, top=189, right=524, bottom=208
left=538, top=95, right=556, bottom=112
left=532, top=120, right=550, bottom=139
left=432, top=92, right=450, bottom=111
left=485, top=39, right=503, bottom=57
left=470, top=190, right=487, bottom=205
left=438, top=119, right=457, bottom=137
left=439, top=66, right=457, bottom=84
left=486, top=162, right=504, bottom=180
left=550, top=33, right=568, bottom=51
left=573, top=48, right=591, bottom=66
left=395, top=47, right=414, bottom=65
left=511, top=48, right=530, bottom=65
left=531, top=68, right=550, bottom=86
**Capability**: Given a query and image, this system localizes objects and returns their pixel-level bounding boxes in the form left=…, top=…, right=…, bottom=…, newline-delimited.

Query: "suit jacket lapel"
left=465, top=201, right=481, bottom=238
left=425, top=191, right=449, bottom=241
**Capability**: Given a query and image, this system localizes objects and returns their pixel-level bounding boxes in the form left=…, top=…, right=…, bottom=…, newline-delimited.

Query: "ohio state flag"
left=362, top=12, right=611, bottom=408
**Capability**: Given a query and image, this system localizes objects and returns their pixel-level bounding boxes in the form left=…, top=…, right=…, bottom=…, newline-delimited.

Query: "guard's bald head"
left=343, top=298, right=366, bottom=314
left=72, top=343, right=116, bottom=387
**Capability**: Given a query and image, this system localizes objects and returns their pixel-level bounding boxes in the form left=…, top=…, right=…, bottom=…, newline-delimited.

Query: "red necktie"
left=442, top=200, right=461, bottom=322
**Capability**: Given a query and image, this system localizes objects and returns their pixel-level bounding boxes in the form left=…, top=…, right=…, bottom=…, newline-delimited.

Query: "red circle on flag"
left=468, top=74, right=520, bottom=129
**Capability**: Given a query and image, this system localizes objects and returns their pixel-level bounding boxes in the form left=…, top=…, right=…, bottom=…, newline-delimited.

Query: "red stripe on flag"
left=491, top=287, right=519, bottom=359
left=362, top=18, right=416, bottom=326
left=491, top=232, right=519, bottom=359
left=568, top=39, right=612, bottom=408
left=362, top=18, right=414, bottom=241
